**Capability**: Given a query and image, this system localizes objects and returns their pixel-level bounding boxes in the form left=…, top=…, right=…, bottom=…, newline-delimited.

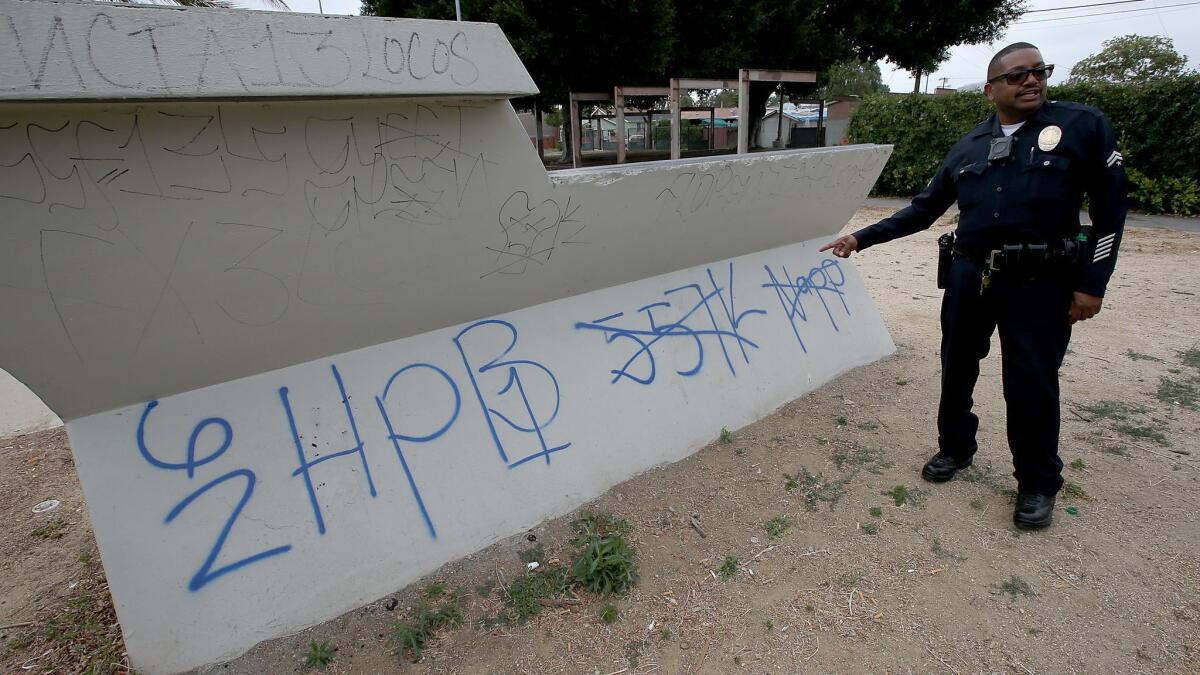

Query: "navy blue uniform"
left=852, top=100, right=1128, bottom=496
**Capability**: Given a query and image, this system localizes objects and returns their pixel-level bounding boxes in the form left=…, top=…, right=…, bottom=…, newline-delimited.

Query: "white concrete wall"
left=0, top=2, right=897, bottom=672
left=69, top=239, right=893, bottom=673
left=0, top=367, right=61, bottom=437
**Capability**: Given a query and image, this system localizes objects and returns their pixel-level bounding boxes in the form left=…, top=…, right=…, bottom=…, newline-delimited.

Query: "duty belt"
left=954, top=240, right=1084, bottom=294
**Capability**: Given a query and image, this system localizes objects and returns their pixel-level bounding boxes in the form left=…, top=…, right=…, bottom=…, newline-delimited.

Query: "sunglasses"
left=988, top=64, right=1055, bottom=85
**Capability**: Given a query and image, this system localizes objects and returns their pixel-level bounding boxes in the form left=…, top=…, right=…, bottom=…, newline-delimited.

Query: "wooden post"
left=569, top=94, right=582, bottom=168
left=614, top=87, right=626, bottom=164
left=737, top=69, right=750, bottom=154
left=670, top=78, right=681, bottom=160
left=534, top=99, right=545, bottom=161
left=776, top=86, right=784, bottom=148
left=817, top=99, right=825, bottom=146
left=709, top=106, right=715, bottom=150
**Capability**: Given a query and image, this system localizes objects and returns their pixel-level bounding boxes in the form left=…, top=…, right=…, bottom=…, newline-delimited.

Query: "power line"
left=1025, top=0, right=1150, bottom=13
left=1017, top=0, right=1200, bottom=22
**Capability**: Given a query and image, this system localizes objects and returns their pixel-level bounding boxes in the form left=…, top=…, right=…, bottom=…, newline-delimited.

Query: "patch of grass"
left=1069, top=458, right=1086, bottom=470
left=517, top=543, right=544, bottom=565
left=1079, top=400, right=1147, bottom=421
left=600, top=604, right=619, bottom=624
left=304, top=640, right=334, bottom=669
left=831, top=445, right=892, bottom=474
left=869, top=506, right=883, bottom=518
left=860, top=522, right=878, bottom=535
left=660, top=627, right=672, bottom=640
left=474, top=580, right=496, bottom=598
left=571, top=513, right=631, bottom=541
left=1124, top=349, right=1162, bottom=362
left=425, top=583, right=445, bottom=598
left=392, top=590, right=465, bottom=662
left=763, top=516, right=791, bottom=540
left=1102, top=444, right=1130, bottom=457
left=500, top=568, right=570, bottom=625
left=1114, top=422, right=1170, bottom=446
left=835, top=416, right=848, bottom=426
left=31, top=518, right=68, bottom=540
left=956, top=464, right=1008, bottom=493
left=883, top=485, right=921, bottom=507
left=857, top=421, right=880, bottom=431
left=733, top=655, right=743, bottom=666
left=993, top=575, right=1036, bottom=598
left=717, top=556, right=739, bottom=580
left=719, top=427, right=734, bottom=444
left=624, top=640, right=641, bottom=667
left=1000, top=487, right=1019, bottom=503
left=783, top=473, right=800, bottom=491
left=76, top=552, right=92, bottom=565
left=734, top=447, right=746, bottom=456
left=1156, top=376, right=1198, bottom=409
left=1061, top=481, right=1092, bottom=501
left=38, top=593, right=125, bottom=674
left=765, top=619, right=774, bottom=632
left=1180, top=345, right=1200, bottom=368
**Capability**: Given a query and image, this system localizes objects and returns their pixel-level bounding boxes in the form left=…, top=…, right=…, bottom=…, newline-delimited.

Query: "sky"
left=271, top=0, right=1200, bottom=93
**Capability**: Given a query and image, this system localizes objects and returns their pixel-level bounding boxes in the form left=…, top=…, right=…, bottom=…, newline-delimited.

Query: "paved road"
left=865, top=197, right=1200, bottom=234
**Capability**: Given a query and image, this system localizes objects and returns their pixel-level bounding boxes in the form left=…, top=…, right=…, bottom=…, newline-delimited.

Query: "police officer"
left=820, top=42, right=1127, bottom=529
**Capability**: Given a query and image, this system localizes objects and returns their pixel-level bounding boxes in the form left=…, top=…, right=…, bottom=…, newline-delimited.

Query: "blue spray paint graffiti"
left=136, top=400, right=292, bottom=592
left=574, top=263, right=766, bottom=384
left=761, top=258, right=851, bottom=352
left=453, top=319, right=570, bottom=468
left=279, top=364, right=378, bottom=536
left=374, top=363, right=461, bottom=540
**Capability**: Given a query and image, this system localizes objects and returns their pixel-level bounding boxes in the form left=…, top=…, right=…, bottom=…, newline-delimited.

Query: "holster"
left=937, top=232, right=954, bottom=289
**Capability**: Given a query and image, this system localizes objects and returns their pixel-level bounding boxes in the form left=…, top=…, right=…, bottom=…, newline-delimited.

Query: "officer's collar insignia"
left=1038, top=125, right=1062, bottom=152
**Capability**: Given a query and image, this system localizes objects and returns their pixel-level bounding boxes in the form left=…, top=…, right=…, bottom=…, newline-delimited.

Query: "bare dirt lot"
left=2, top=207, right=1198, bottom=674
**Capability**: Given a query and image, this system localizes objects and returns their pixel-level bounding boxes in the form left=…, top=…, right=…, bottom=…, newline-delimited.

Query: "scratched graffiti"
left=574, top=263, right=767, bottom=385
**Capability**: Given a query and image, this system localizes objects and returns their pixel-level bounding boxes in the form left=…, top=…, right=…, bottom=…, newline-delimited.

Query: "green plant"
left=31, top=519, right=67, bottom=540
left=763, top=516, right=791, bottom=540
left=571, top=530, right=637, bottom=595
left=832, top=445, right=892, bottom=473
left=717, top=556, right=739, bottom=580
left=1069, top=459, right=1086, bottom=470
left=857, top=421, right=879, bottom=430
left=932, top=537, right=965, bottom=562
left=869, top=506, right=883, bottom=518
left=571, top=513, right=631, bottom=542
left=1181, top=345, right=1200, bottom=368
left=719, top=427, right=734, bottom=444
left=835, top=416, right=848, bottom=426
left=305, top=640, right=334, bottom=669
left=1062, top=481, right=1092, bottom=501
left=393, top=592, right=465, bottom=662
left=765, top=619, right=774, bottom=632
left=501, top=569, right=569, bottom=625
left=1102, top=445, right=1130, bottom=456
left=994, top=575, right=1036, bottom=597
left=600, top=604, right=619, bottom=624
left=883, top=485, right=918, bottom=507
left=1079, top=400, right=1146, bottom=421
left=783, top=473, right=800, bottom=491
left=1114, top=422, right=1170, bottom=445
left=660, top=627, right=672, bottom=639
left=896, top=379, right=908, bottom=386
left=425, top=583, right=444, bottom=598
left=861, top=522, right=878, bottom=535
left=1124, top=349, right=1162, bottom=362
left=1156, top=376, right=1198, bottom=409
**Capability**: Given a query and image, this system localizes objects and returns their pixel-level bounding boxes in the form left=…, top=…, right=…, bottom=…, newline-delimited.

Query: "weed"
left=805, top=604, right=815, bottom=612
left=734, top=655, right=743, bottom=666
left=718, top=556, right=739, bottom=580
left=1000, top=487, right=1019, bottom=503
left=1102, top=445, right=1130, bottom=457
left=31, top=518, right=67, bottom=540
left=994, top=575, right=1035, bottom=597
left=1156, top=376, right=1198, bottom=409
left=763, top=516, right=791, bottom=540
left=831, top=445, right=892, bottom=474
left=1124, top=349, right=1162, bottom=362
left=425, top=583, right=444, bottom=598
left=1069, top=458, right=1086, bottom=470
left=835, top=416, right=848, bottom=426
left=969, top=498, right=985, bottom=510
left=957, top=464, right=1007, bottom=493
left=1136, top=646, right=1152, bottom=661
left=734, top=447, right=746, bottom=456
left=1061, top=481, right=1092, bottom=501
left=857, top=421, right=880, bottom=431
left=517, top=543, right=545, bottom=565
left=624, top=640, right=642, bottom=667
left=600, top=604, right=619, bottom=624
left=1079, top=400, right=1146, bottom=421
left=503, top=568, right=569, bottom=624
left=1114, top=422, right=1170, bottom=446
left=1180, top=345, right=1200, bottom=369
left=571, top=523, right=638, bottom=590
left=883, top=485, right=920, bottom=507
left=660, top=627, right=672, bottom=639
left=861, top=523, right=878, bottom=535
left=719, top=427, right=734, bottom=444
left=304, top=640, right=334, bottom=669
left=38, top=592, right=125, bottom=675
left=76, top=552, right=92, bottom=565
left=1169, top=367, right=1182, bottom=374
left=869, top=506, right=883, bottom=518
left=572, top=513, right=630, bottom=541
left=932, top=537, right=966, bottom=562
left=783, top=473, right=800, bottom=491
left=765, top=619, right=774, bottom=632
left=392, top=592, right=465, bottom=662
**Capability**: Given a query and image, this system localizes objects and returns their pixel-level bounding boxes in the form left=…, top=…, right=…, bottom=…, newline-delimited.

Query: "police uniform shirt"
left=852, top=100, right=1128, bottom=297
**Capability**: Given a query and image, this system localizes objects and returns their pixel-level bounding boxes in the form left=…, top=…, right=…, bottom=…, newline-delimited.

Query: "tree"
left=362, top=0, right=1023, bottom=152
left=816, top=60, right=888, bottom=100
left=1068, top=35, right=1189, bottom=84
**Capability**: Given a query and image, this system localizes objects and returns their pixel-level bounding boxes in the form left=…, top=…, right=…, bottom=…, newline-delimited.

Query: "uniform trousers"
left=937, top=255, right=1073, bottom=496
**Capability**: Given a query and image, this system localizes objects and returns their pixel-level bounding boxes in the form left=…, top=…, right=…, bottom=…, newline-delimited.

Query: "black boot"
left=1013, top=493, right=1055, bottom=530
left=920, top=452, right=972, bottom=483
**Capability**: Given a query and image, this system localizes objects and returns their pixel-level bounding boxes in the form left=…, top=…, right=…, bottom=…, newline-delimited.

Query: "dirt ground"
left=2, top=207, right=1198, bottom=674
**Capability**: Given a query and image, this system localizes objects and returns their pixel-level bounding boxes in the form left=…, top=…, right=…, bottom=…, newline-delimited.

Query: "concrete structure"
left=0, top=1, right=893, bottom=672
left=0, top=368, right=61, bottom=437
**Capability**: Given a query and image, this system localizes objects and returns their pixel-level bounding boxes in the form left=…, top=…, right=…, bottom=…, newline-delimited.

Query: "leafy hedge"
left=847, top=74, right=1200, bottom=215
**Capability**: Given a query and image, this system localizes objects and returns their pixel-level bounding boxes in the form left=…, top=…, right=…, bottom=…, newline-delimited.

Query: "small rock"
left=383, top=597, right=398, bottom=611
left=750, top=537, right=760, bottom=545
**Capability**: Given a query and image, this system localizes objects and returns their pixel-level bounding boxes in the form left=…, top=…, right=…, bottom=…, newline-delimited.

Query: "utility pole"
left=939, top=77, right=950, bottom=89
